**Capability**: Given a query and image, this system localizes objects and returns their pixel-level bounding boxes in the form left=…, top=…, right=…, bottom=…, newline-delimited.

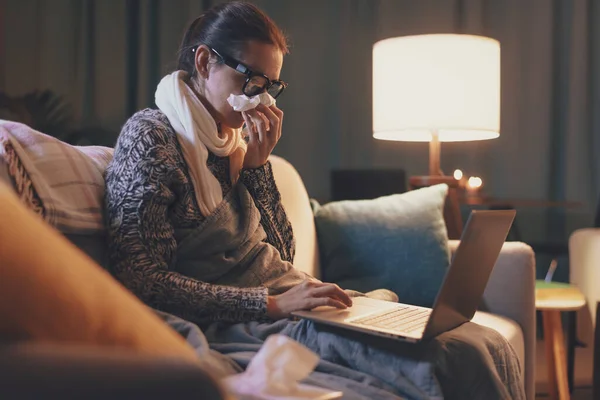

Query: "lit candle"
left=466, top=176, right=483, bottom=196
left=454, top=169, right=467, bottom=189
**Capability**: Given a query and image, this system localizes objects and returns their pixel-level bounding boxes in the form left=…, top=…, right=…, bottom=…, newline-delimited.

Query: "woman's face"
left=195, top=40, right=283, bottom=129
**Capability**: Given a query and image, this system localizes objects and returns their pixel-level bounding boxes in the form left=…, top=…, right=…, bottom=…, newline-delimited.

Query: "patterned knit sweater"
left=104, top=109, right=296, bottom=326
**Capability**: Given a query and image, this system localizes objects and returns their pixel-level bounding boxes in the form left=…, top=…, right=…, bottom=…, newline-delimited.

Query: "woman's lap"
left=202, top=318, right=524, bottom=400
left=203, top=319, right=422, bottom=399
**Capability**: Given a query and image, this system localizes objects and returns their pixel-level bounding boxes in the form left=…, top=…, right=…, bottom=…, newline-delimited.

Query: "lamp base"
left=409, top=175, right=464, bottom=240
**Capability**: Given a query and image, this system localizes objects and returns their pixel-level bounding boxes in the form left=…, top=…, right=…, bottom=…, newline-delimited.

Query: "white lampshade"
left=373, top=34, right=500, bottom=142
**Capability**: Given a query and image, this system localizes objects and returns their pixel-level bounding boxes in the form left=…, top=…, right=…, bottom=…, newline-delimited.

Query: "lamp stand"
left=429, top=130, right=442, bottom=176
left=409, top=129, right=464, bottom=239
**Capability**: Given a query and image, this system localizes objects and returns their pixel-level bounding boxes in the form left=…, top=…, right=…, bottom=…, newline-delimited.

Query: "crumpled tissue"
left=227, top=92, right=276, bottom=112
left=221, top=334, right=342, bottom=400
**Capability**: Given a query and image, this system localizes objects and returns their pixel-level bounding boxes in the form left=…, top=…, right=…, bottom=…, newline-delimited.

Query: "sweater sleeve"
left=104, top=114, right=268, bottom=326
left=239, top=161, right=296, bottom=263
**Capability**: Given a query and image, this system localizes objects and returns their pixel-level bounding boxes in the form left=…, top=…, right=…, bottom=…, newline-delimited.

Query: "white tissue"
left=222, top=334, right=343, bottom=400
left=228, top=92, right=276, bottom=112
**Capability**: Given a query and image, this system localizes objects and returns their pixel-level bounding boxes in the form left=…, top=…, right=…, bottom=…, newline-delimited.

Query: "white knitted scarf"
left=155, top=70, right=247, bottom=216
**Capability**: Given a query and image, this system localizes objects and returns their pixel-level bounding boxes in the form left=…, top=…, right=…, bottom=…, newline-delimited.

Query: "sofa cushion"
left=0, top=121, right=112, bottom=267
left=0, top=179, right=198, bottom=361
left=313, top=184, right=450, bottom=308
left=269, top=155, right=321, bottom=277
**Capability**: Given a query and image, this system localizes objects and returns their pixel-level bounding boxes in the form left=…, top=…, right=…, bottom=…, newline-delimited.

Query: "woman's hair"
left=177, top=1, right=288, bottom=77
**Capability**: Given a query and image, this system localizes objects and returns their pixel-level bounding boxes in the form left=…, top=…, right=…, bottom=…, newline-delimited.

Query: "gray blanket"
left=174, top=183, right=310, bottom=295
left=162, top=312, right=524, bottom=400
left=164, top=179, right=524, bottom=399
left=164, top=178, right=524, bottom=399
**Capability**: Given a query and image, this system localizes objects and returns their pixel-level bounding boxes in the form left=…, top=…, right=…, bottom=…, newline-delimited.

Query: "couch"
left=0, top=151, right=536, bottom=399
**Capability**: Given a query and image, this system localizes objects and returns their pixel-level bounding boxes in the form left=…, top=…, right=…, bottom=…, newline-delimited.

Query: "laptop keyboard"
left=350, top=306, right=431, bottom=334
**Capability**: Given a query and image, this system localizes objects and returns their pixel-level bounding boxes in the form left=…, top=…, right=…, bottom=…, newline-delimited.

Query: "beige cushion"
left=0, top=179, right=198, bottom=362
left=270, top=155, right=321, bottom=277
left=0, top=122, right=113, bottom=267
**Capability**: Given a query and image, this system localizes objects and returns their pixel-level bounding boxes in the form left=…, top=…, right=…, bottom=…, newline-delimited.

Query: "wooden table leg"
left=566, top=311, right=576, bottom=393
left=593, top=302, right=600, bottom=400
left=543, top=311, right=558, bottom=400
left=543, top=310, right=570, bottom=400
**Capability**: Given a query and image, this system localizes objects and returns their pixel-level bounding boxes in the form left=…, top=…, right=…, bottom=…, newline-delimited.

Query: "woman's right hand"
left=266, top=281, right=353, bottom=320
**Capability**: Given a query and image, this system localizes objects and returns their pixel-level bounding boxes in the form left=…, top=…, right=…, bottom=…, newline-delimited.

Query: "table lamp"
left=373, top=33, right=500, bottom=176
left=372, top=34, right=500, bottom=237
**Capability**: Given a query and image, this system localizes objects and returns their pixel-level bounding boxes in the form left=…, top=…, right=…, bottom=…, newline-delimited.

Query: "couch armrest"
left=569, top=228, right=600, bottom=341
left=0, top=342, right=226, bottom=400
left=449, top=240, right=536, bottom=400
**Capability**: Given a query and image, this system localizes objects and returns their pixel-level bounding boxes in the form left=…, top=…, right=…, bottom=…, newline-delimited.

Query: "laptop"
left=292, top=210, right=516, bottom=343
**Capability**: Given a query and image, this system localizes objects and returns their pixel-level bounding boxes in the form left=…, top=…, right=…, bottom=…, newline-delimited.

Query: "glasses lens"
left=267, top=82, right=285, bottom=99
left=244, top=76, right=268, bottom=97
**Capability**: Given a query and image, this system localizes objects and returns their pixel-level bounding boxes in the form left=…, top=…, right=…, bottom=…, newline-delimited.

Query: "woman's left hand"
left=241, top=103, right=283, bottom=169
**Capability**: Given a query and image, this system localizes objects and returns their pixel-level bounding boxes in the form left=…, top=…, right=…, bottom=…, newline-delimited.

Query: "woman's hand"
left=266, top=281, right=353, bottom=320
left=241, top=103, right=283, bottom=169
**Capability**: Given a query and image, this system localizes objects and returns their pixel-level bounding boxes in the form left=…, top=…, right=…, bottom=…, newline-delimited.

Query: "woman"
left=105, top=2, right=523, bottom=399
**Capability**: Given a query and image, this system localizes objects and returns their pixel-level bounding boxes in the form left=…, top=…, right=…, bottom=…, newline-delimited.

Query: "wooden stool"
left=535, top=281, right=586, bottom=400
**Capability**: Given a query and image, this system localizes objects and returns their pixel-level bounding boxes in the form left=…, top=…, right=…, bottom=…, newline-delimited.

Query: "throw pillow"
left=313, top=184, right=450, bottom=307
left=0, top=179, right=197, bottom=361
left=0, top=121, right=113, bottom=268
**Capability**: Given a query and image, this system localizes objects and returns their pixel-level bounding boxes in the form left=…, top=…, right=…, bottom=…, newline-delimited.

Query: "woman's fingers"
left=270, top=104, right=283, bottom=119
left=306, top=297, right=348, bottom=310
left=260, top=104, right=283, bottom=141
left=242, top=111, right=253, bottom=133
left=260, top=112, right=270, bottom=131
left=309, top=283, right=353, bottom=307
left=243, top=111, right=261, bottom=135
left=239, top=103, right=283, bottom=169
left=256, top=104, right=279, bottom=129
left=244, top=109, right=267, bottom=144
left=242, top=112, right=258, bottom=148
left=244, top=105, right=282, bottom=143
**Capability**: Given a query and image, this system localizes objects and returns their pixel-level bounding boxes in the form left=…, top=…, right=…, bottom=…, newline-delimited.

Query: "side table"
left=535, top=281, right=586, bottom=400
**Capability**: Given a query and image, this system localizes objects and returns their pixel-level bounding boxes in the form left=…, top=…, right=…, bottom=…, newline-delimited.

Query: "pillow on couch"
left=313, top=184, right=450, bottom=307
left=0, top=179, right=197, bottom=361
left=0, top=121, right=113, bottom=268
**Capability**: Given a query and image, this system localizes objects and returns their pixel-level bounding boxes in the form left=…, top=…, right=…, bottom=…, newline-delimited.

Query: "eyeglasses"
left=192, top=46, right=287, bottom=99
